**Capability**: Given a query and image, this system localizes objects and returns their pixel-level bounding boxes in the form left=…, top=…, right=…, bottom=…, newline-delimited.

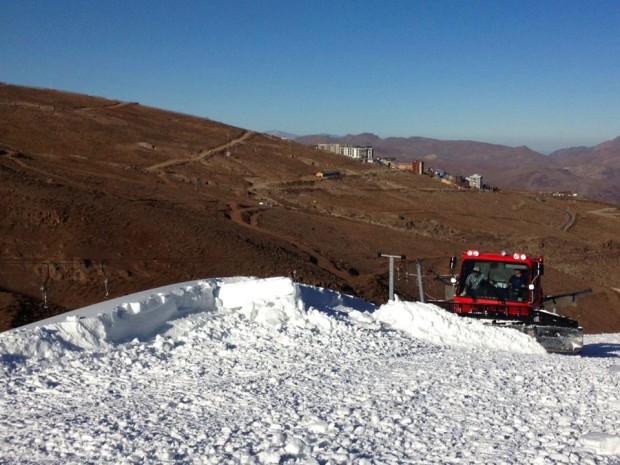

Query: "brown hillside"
left=548, top=137, right=620, bottom=202
left=1, top=84, right=619, bottom=333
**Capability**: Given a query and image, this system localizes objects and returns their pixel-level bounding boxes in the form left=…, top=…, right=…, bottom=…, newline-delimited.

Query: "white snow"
left=1, top=276, right=620, bottom=464
left=374, top=299, right=546, bottom=354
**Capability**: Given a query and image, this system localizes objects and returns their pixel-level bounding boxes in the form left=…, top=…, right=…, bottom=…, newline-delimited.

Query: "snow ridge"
left=1, top=277, right=543, bottom=360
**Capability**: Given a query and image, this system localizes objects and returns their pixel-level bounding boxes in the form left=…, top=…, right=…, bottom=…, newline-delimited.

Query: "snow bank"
left=374, top=299, right=547, bottom=355
left=0, top=277, right=546, bottom=361
left=0, top=277, right=312, bottom=360
left=0, top=279, right=217, bottom=359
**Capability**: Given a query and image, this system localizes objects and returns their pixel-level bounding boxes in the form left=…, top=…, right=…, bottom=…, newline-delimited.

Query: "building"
left=385, top=160, right=425, bottom=173
left=317, top=143, right=373, bottom=162
left=315, top=170, right=341, bottom=178
left=392, top=162, right=412, bottom=171
left=317, top=143, right=341, bottom=155
left=341, top=145, right=373, bottom=162
left=466, top=174, right=483, bottom=189
left=552, top=191, right=578, bottom=198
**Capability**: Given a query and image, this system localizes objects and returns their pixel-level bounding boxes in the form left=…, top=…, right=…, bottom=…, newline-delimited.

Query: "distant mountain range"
left=294, top=133, right=620, bottom=204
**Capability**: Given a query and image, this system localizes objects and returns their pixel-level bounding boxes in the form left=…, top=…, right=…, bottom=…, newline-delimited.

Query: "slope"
left=0, top=84, right=619, bottom=333
left=549, top=137, right=620, bottom=202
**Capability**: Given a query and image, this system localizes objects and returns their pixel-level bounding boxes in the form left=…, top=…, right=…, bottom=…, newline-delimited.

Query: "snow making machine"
left=433, top=250, right=590, bottom=353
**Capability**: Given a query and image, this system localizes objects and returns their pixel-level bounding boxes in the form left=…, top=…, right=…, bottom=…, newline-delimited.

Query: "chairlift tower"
left=378, top=252, right=406, bottom=301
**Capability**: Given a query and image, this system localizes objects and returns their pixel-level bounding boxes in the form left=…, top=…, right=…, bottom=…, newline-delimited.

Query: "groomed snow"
left=1, top=277, right=620, bottom=464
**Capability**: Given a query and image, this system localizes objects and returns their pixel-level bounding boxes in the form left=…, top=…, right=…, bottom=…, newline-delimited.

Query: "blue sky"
left=2, top=1, right=619, bottom=153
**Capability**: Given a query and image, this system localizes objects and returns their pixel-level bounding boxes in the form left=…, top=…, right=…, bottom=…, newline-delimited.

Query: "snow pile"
left=215, top=277, right=306, bottom=328
left=2, top=277, right=620, bottom=463
left=1, top=277, right=545, bottom=361
left=374, top=299, right=547, bottom=355
left=0, top=279, right=217, bottom=358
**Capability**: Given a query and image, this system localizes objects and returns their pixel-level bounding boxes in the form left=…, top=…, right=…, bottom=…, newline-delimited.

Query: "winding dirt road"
left=145, top=131, right=254, bottom=172
left=535, top=197, right=576, bottom=232
left=225, top=201, right=354, bottom=282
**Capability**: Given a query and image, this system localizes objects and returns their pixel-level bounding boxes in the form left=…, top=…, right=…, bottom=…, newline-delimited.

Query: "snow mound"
left=215, top=277, right=306, bottom=328
left=0, top=277, right=546, bottom=361
left=0, top=280, right=217, bottom=358
left=374, top=299, right=547, bottom=355
left=581, top=432, right=620, bottom=455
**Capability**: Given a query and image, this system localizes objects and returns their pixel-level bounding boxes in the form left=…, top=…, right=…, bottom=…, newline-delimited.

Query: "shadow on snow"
left=580, top=343, right=620, bottom=358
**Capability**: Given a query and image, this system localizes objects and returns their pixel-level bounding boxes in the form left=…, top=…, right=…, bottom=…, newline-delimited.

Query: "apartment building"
left=466, top=174, right=483, bottom=189
left=317, top=143, right=373, bottom=162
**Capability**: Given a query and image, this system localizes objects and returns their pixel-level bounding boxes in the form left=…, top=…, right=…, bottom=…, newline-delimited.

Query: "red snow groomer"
left=436, top=250, right=590, bottom=353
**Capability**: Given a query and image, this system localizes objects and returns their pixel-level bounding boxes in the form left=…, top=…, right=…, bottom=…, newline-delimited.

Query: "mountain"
left=1, top=84, right=619, bottom=333
left=548, top=137, right=620, bottom=202
left=1, top=276, right=619, bottom=462
left=264, top=130, right=299, bottom=139
left=298, top=134, right=620, bottom=204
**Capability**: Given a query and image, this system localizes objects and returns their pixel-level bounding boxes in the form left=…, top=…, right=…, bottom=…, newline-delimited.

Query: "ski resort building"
left=466, top=174, right=483, bottom=189
left=317, top=143, right=373, bottom=162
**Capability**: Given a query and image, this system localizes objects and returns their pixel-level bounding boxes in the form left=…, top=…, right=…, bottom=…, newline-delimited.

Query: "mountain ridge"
left=296, top=133, right=620, bottom=203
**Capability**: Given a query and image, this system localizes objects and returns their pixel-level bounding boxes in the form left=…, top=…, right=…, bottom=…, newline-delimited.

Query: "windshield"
left=459, top=260, right=530, bottom=302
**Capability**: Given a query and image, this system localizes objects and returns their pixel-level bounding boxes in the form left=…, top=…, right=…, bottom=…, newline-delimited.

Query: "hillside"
left=298, top=134, right=620, bottom=204
left=1, top=84, right=619, bottom=333
left=548, top=137, right=620, bottom=202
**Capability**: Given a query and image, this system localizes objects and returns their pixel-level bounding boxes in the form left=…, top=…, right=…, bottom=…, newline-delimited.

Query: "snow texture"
left=1, top=276, right=620, bottom=464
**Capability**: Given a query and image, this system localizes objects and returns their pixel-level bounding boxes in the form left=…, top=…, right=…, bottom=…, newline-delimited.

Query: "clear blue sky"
left=2, top=0, right=620, bottom=153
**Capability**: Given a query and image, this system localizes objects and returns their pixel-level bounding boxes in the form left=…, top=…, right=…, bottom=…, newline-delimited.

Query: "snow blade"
left=514, top=324, right=584, bottom=354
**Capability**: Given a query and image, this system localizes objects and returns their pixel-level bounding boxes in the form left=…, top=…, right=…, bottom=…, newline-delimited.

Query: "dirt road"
left=146, top=131, right=254, bottom=172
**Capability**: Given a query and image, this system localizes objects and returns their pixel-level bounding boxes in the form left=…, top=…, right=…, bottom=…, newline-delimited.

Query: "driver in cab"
left=460, top=266, right=489, bottom=297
